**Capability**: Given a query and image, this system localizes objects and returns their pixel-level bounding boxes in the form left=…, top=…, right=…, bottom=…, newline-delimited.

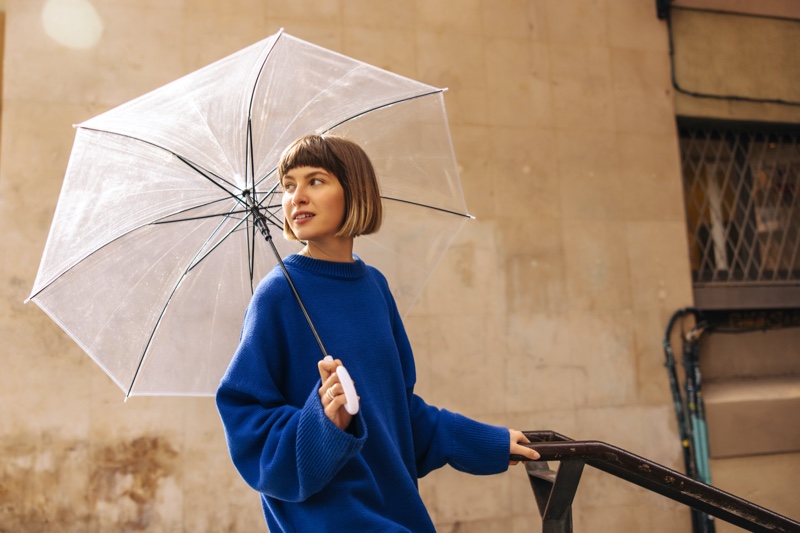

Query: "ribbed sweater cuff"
left=443, top=410, right=510, bottom=475
left=296, top=382, right=366, bottom=482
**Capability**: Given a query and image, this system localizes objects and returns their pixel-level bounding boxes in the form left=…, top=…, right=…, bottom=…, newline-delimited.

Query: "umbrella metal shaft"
left=247, top=194, right=329, bottom=360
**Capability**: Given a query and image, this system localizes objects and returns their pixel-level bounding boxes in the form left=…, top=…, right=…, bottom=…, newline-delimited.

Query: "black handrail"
left=517, top=431, right=800, bottom=533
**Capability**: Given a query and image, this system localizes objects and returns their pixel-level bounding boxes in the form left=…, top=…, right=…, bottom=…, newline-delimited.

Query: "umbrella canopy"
left=27, top=29, right=471, bottom=398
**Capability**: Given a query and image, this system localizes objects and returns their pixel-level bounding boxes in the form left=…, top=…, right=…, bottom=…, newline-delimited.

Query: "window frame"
left=677, top=116, right=800, bottom=309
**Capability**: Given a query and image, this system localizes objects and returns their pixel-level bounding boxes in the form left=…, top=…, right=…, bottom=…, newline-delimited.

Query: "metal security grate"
left=679, top=120, right=800, bottom=287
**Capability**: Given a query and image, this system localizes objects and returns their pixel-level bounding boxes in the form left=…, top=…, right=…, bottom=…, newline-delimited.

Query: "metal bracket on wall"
left=656, top=0, right=672, bottom=19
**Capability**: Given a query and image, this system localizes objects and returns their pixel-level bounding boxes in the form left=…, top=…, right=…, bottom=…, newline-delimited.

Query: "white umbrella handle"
left=324, top=356, right=359, bottom=415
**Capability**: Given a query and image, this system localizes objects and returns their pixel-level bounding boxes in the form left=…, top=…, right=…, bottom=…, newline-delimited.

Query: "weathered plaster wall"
left=670, top=8, right=800, bottom=532
left=3, top=1, right=791, bottom=532
left=672, top=7, right=800, bottom=123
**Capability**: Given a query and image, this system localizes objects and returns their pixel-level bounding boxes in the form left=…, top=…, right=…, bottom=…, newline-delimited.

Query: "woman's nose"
left=292, top=187, right=308, bottom=205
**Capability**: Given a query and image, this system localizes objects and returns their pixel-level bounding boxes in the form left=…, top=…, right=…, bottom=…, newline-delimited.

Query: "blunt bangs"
left=279, top=134, right=383, bottom=242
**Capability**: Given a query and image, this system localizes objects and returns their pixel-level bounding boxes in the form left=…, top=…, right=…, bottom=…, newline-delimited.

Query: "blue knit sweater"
left=216, top=254, right=510, bottom=532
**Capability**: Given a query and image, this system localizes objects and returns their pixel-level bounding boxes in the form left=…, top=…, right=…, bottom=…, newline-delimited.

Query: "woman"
left=216, top=134, right=539, bottom=532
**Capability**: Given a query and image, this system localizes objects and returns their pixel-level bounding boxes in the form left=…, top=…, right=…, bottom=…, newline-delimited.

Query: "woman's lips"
left=293, top=212, right=314, bottom=224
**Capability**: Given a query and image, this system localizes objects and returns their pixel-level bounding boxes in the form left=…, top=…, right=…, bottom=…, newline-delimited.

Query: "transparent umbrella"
left=27, top=29, right=471, bottom=398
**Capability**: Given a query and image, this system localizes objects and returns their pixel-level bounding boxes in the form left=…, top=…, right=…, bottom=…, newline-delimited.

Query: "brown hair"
left=278, top=134, right=383, bottom=241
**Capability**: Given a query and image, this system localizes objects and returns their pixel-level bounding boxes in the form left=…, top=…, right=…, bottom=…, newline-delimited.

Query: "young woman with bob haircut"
left=216, top=134, right=539, bottom=532
left=279, top=134, right=383, bottom=243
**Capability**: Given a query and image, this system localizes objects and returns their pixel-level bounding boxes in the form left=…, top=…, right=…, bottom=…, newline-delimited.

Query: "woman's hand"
left=317, top=358, right=357, bottom=431
left=509, top=429, right=540, bottom=465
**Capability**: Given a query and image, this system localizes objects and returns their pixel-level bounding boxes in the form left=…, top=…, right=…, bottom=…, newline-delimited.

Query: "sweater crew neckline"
left=284, top=253, right=367, bottom=280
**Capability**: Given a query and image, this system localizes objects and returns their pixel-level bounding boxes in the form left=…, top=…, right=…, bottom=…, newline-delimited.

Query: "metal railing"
left=517, top=431, right=800, bottom=533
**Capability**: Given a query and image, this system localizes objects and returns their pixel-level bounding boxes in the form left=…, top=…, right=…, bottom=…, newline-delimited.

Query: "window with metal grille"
left=678, top=118, right=800, bottom=309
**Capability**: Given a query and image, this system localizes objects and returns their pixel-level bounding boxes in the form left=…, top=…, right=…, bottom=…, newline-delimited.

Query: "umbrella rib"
left=125, top=206, right=251, bottom=398
left=248, top=89, right=446, bottom=192
left=253, top=169, right=279, bottom=194
left=174, top=154, right=243, bottom=202
left=260, top=205, right=284, bottom=228
left=244, top=40, right=444, bottom=193
left=28, top=196, right=249, bottom=301
left=381, top=196, right=474, bottom=218
left=243, top=30, right=285, bottom=288
left=320, top=89, right=445, bottom=134
left=256, top=183, right=285, bottom=228
left=247, top=118, right=256, bottom=204
left=241, top=179, right=285, bottom=230
left=185, top=210, right=251, bottom=274
left=151, top=196, right=249, bottom=225
left=125, top=266, right=191, bottom=399
left=248, top=207, right=256, bottom=293
left=246, top=28, right=283, bottom=129
left=153, top=209, right=250, bottom=225
left=78, top=125, right=242, bottom=195
left=246, top=28, right=284, bottom=195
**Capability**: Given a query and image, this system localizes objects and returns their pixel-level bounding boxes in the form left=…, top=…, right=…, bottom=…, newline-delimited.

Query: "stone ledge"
left=704, top=377, right=800, bottom=458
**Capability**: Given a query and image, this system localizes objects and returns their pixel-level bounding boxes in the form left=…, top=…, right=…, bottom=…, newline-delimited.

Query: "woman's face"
left=281, top=166, right=346, bottom=245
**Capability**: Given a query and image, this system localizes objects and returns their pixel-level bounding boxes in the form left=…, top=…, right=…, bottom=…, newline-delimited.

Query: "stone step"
left=704, top=376, right=800, bottom=458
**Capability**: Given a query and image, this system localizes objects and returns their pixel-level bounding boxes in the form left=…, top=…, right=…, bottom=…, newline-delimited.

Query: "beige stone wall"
left=669, top=8, right=800, bottom=532
left=1, top=1, right=793, bottom=532
left=672, top=7, right=800, bottom=123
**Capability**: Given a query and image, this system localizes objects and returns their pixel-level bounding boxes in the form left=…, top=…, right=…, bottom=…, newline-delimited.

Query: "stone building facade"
left=1, top=0, right=797, bottom=531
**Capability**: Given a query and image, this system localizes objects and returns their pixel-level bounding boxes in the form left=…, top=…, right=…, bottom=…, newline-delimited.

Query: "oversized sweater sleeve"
left=382, top=281, right=510, bottom=478
left=216, top=277, right=366, bottom=502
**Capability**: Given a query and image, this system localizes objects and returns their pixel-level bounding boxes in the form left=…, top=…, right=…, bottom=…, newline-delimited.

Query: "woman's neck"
left=300, top=237, right=354, bottom=263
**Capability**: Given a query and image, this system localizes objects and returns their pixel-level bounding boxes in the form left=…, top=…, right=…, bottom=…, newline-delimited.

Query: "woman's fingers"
left=323, top=385, right=352, bottom=430
left=318, top=374, right=339, bottom=403
left=317, top=358, right=341, bottom=382
left=318, top=372, right=358, bottom=431
left=325, top=386, right=347, bottom=410
left=509, top=429, right=540, bottom=464
left=317, top=357, right=359, bottom=431
left=318, top=358, right=345, bottom=399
